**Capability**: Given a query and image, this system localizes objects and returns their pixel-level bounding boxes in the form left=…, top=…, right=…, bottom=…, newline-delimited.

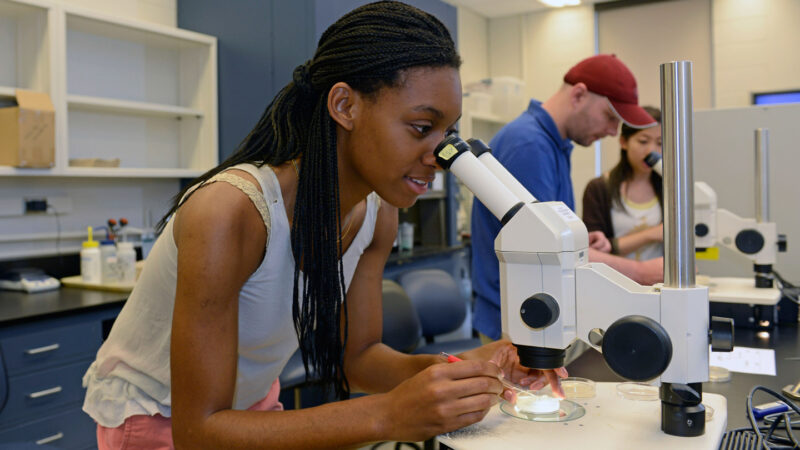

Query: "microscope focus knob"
left=602, top=315, right=672, bottom=382
left=519, top=293, right=560, bottom=330
left=694, top=223, right=709, bottom=237
left=778, top=234, right=788, bottom=252
left=710, top=316, right=734, bottom=352
left=735, top=229, right=765, bottom=254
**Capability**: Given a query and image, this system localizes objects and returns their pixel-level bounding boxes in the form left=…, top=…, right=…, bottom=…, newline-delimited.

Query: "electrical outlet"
left=24, top=198, right=48, bottom=213
left=20, top=196, right=72, bottom=215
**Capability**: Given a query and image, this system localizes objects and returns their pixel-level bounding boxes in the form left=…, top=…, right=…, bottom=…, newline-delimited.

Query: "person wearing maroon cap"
left=470, top=54, right=663, bottom=351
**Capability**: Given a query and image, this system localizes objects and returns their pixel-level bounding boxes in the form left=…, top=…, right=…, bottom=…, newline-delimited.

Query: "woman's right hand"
left=648, top=223, right=664, bottom=242
left=377, top=359, right=504, bottom=441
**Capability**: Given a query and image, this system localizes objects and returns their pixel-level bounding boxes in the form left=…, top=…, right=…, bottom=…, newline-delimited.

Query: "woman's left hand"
left=459, top=340, right=568, bottom=399
left=588, top=231, right=612, bottom=253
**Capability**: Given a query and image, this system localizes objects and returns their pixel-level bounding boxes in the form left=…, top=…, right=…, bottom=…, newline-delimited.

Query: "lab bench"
left=565, top=324, right=800, bottom=431
left=0, top=289, right=125, bottom=449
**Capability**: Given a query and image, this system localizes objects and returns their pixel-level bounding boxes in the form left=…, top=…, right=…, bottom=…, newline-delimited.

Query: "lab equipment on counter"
left=100, top=238, right=118, bottom=284
left=0, top=268, right=60, bottom=293
left=432, top=61, right=731, bottom=442
left=116, top=242, right=137, bottom=284
left=645, top=128, right=787, bottom=298
left=80, top=226, right=102, bottom=284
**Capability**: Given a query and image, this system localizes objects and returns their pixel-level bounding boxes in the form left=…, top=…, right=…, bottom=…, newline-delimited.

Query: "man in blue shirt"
left=471, top=54, right=664, bottom=342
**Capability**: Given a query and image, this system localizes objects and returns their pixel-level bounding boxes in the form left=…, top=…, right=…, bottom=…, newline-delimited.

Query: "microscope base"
left=439, top=382, right=726, bottom=450
left=699, top=276, right=781, bottom=306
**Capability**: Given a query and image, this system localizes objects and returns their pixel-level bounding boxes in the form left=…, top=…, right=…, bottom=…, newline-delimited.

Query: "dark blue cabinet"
left=0, top=305, right=122, bottom=449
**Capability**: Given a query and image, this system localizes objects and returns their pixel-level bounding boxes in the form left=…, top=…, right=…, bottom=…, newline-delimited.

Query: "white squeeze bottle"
left=116, top=241, right=137, bottom=284
left=81, top=226, right=102, bottom=284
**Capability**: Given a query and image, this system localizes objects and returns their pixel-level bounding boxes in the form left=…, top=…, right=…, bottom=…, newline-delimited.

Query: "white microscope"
left=645, top=134, right=787, bottom=303
left=435, top=62, right=732, bottom=440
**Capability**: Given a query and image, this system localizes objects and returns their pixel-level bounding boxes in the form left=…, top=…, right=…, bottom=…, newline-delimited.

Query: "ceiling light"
left=538, top=0, right=581, bottom=7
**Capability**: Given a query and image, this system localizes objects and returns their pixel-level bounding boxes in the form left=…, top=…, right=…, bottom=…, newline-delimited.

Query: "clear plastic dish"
left=704, top=404, right=714, bottom=422
left=533, top=377, right=596, bottom=399
left=616, top=382, right=659, bottom=401
left=500, top=398, right=586, bottom=422
left=709, top=365, right=731, bottom=382
left=561, top=377, right=596, bottom=399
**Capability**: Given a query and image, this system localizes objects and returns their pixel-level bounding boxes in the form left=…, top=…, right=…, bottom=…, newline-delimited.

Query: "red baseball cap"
left=564, top=54, right=656, bottom=128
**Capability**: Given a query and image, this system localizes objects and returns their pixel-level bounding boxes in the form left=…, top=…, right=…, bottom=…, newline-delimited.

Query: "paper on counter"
left=710, top=346, right=776, bottom=376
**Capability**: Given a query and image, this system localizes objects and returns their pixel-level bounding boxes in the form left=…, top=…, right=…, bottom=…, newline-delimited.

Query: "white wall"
left=0, top=0, right=179, bottom=261
left=483, top=5, right=596, bottom=216
left=713, top=0, right=800, bottom=108
left=457, top=6, right=489, bottom=85
left=596, top=0, right=713, bottom=173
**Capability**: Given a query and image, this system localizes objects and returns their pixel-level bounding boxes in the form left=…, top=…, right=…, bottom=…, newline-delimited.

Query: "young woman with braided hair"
left=82, top=2, right=566, bottom=448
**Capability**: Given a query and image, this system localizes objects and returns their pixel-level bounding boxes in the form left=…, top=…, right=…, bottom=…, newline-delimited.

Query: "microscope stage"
left=439, top=382, right=727, bottom=450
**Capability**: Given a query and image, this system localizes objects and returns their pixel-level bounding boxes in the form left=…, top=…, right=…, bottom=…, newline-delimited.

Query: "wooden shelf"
left=0, top=166, right=56, bottom=176
left=68, top=95, right=204, bottom=118
left=65, top=5, right=215, bottom=48
left=0, top=166, right=205, bottom=178
left=62, top=167, right=205, bottom=178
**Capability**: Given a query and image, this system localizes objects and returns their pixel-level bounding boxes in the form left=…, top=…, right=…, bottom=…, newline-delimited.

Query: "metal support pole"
left=755, top=128, right=769, bottom=223
left=660, top=61, right=695, bottom=288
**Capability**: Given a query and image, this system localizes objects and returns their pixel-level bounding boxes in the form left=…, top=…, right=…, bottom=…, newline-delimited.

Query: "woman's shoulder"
left=585, top=175, right=610, bottom=192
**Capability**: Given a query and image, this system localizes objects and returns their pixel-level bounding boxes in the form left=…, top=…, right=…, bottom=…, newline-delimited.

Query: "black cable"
left=746, top=386, right=800, bottom=448
left=772, top=269, right=800, bottom=305
left=46, top=204, right=62, bottom=269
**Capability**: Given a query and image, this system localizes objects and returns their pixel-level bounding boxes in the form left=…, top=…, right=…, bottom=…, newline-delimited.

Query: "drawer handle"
left=36, top=432, right=64, bottom=445
left=25, top=343, right=60, bottom=355
left=28, top=386, right=62, bottom=399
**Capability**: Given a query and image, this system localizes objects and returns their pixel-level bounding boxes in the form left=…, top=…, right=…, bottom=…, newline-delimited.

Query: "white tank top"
left=83, top=163, right=381, bottom=427
left=610, top=193, right=663, bottom=261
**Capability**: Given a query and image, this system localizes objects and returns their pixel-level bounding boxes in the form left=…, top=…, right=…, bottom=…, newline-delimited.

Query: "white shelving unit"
left=0, top=0, right=217, bottom=178
left=0, top=0, right=53, bottom=96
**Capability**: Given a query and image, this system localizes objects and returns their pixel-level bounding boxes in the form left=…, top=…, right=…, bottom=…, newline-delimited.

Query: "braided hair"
left=608, top=106, right=663, bottom=210
left=158, top=1, right=461, bottom=400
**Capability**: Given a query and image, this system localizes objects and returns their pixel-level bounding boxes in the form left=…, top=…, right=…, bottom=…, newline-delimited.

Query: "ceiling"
left=442, top=0, right=614, bottom=18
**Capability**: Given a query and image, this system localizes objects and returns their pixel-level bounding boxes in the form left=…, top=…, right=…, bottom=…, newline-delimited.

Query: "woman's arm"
left=341, top=200, right=443, bottom=392
left=613, top=223, right=663, bottom=256
left=169, top=190, right=504, bottom=449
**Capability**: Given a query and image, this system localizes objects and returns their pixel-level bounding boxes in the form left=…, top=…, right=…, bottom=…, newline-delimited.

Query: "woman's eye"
left=412, top=124, right=432, bottom=135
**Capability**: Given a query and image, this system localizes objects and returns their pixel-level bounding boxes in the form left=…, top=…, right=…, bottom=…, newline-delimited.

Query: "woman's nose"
left=422, top=149, right=440, bottom=169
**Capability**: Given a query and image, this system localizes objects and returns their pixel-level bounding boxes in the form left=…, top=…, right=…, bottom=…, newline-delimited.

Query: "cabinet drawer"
left=0, top=360, right=91, bottom=426
left=0, top=407, right=96, bottom=449
left=1, top=322, right=102, bottom=376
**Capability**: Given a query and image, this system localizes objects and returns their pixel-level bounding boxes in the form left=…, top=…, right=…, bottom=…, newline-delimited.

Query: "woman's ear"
left=327, top=82, right=358, bottom=131
left=619, top=134, right=627, bottom=150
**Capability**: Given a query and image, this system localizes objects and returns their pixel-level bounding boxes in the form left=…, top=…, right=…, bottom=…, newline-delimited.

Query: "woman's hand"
left=588, top=231, right=612, bottom=253
left=459, top=340, right=568, bottom=399
left=647, top=223, right=664, bottom=243
left=378, top=359, right=504, bottom=441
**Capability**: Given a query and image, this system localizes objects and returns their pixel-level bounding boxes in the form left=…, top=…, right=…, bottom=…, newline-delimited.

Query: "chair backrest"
left=397, top=269, right=466, bottom=338
left=381, top=279, right=422, bottom=353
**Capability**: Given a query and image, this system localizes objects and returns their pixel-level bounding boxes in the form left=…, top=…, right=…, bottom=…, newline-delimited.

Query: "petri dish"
left=709, top=365, right=731, bottom=382
left=704, top=404, right=714, bottom=422
left=532, top=377, right=596, bottom=399
left=561, top=377, right=596, bottom=399
left=616, top=382, right=659, bottom=401
left=500, top=398, right=585, bottom=422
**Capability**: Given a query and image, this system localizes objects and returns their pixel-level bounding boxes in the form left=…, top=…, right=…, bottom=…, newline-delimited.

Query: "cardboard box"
left=0, top=89, right=55, bottom=168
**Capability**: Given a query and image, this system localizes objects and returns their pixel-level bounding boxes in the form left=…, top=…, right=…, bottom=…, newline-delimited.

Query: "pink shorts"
left=96, top=378, right=283, bottom=450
